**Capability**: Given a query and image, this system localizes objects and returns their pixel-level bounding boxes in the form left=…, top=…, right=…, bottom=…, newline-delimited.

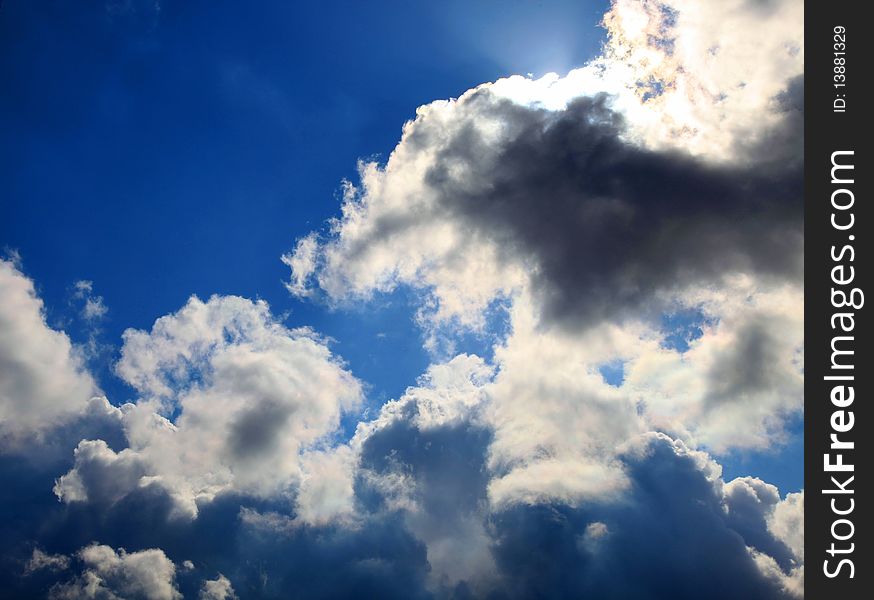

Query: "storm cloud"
left=422, top=91, right=802, bottom=328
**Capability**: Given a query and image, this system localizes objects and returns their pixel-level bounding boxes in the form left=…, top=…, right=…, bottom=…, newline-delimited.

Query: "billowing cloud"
left=268, top=0, right=803, bottom=595
left=350, top=355, right=498, bottom=591
left=198, top=574, right=238, bottom=600
left=54, top=439, right=151, bottom=507
left=283, top=0, right=803, bottom=334
left=57, top=294, right=363, bottom=517
left=487, top=433, right=803, bottom=599
left=50, top=544, right=181, bottom=600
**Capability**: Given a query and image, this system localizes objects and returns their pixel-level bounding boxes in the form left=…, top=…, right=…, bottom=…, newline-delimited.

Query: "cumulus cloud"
left=53, top=439, right=150, bottom=506
left=294, top=445, right=357, bottom=525
left=281, top=233, right=319, bottom=298
left=57, top=295, right=363, bottom=517
left=0, top=260, right=100, bottom=447
left=351, top=392, right=803, bottom=599
left=483, top=297, right=641, bottom=507
left=198, top=574, right=238, bottom=600
left=485, top=433, right=802, bottom=599
left=50, top=544, right=181, bottom=600
left=350, top=355, right=498, bottom=590
left=283, top=0, right=802, bottom=334
left=756, top=489, right=804, bottom=597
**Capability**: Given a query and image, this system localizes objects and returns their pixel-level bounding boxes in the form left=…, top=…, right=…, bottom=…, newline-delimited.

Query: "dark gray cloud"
left=226, top=399, right=295, bottom=461
left=417, top=90, right=802, bottom=329
left=705, top=316, right=788, bottom=408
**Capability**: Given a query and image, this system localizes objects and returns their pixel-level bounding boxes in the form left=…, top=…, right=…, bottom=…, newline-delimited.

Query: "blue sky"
left=0, top=2, right=804, bottom=598
left=1, top=0, right=606, bottom=404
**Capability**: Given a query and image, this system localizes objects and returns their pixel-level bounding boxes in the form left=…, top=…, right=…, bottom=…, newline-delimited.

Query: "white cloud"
left=279, top=2, right=802, bottom=470
left=487, top=459, right=628, bottom=509
left=624, top=279, right=803, bottom=452
left=50, top=544, right=181, bottom=600
left=53, top=439, right=149, bottom=506
left=0, top=260, right=100, bottom=447
left=770, top=490, right=804, bottom=563
left=199, top=574, right=238, bottom=600
left=0, top=1, right=805, bottom=597
left=295, top=445, right=357, bottom=525
left=57, top=294, right=363, bottom=516
left=346, top=353, right=500, bottom=590
left=769, top=491, right=804, bottom=598
left=308, top=354, right=495, bottom=526
left=722, top=477, right=804, bottom=598
left=750, top=547, right=803, bottom=599
left=73, top=280, right=108, bottom=321
left=492, top=0, right=803, bottom=160
left=280, top=233, right=319, bottom=297
left=356, top=354, right=494, bottom=437
left=484, top=295, right=643, bottom=507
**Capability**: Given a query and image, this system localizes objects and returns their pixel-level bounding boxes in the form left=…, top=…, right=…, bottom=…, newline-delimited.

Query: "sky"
left=1, top=1, right=804, bottom=599
left=1, top=0, right=609, bottom=408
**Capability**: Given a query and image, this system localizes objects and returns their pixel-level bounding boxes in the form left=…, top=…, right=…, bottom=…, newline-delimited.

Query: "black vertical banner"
left=805, top=1, right=871, bottom=598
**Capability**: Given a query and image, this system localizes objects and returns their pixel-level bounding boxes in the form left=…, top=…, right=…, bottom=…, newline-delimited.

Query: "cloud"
left=353, top=392, right=496, bottom=590
left=755, top=489, right=804, bottom=597
left=57, top=294, right=364, bottom=517
left=483, top=297, right=642, bottom=507
left=623, top=278, right=804, bottom=452
left=50, top=544, right=181, bottom=600
left=284, top=0, right=802, bottom=335
left=770, top=490, right=804, bottom=563
left=352, top=391, right=804, bottom=599
left=73, top=281, right=108, bottom=321
left=24, top=548, right=71, bottom=576
left=1, top=313, right=803, bottom=600
left=596, top=0, right=803, bottom=159
left=280, top=233, right=319, bottom=298
left=0, top=260, right=100, bottom=447
left=485, top=433, right=802, bottom=599
left=286, top=89, right=801, bottom=332
left=295, top=446, right=357, bottom=526
left=198, top=574, right=238, bottom=600
left=53, top=439, right=150, bottom=506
